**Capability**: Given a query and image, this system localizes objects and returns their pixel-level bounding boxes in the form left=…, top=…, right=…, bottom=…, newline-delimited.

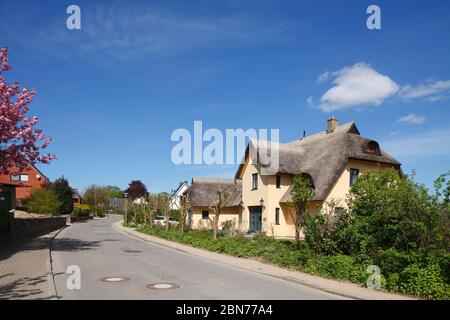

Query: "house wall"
left=323, top=159, right=397, bottom=210
left=241, top=157, right=269, bottom=232
left=190, top=206, right=240, bottom=229
left=0, top=163, right=48, bottom=207
left=239, top=158, right=396, bottom=239
left=265, top=174, right=295, bottom=238
left=170, top=184, right=188, bottom=210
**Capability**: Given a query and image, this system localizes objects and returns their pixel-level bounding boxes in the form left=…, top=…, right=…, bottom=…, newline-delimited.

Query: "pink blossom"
left=0, top=48, right=56, bottom=173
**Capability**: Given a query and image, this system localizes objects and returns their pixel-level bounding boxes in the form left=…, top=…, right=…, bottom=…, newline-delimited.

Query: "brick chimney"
left=326, top=116, right=339, bottom=133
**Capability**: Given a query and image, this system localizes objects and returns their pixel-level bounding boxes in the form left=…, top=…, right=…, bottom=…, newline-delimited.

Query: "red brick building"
left=0, top=162, right=50, bottom=208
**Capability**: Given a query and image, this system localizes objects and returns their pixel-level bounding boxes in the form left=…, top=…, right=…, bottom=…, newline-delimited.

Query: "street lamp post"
left=123, top=192, right=128, bottom=225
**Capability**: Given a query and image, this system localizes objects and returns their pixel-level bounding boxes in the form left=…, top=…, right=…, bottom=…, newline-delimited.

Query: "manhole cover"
left=122, top=249, right=142, bottom=253
left=146, top=283, right=180, bottom=290
left=100, top=277, right=130, bottom=282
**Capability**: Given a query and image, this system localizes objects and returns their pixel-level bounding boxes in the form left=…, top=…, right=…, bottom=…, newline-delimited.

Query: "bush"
left=396, top=264, right=450, bottom=299
left=94, top=207, right=105, bottom=217
left=169, top=209, right=181, bottom=221
left=25, top=188, right=61, bottom=215
left=52, top=177, right=74, bottom=215
left=72, top=206, right=91, bottom=217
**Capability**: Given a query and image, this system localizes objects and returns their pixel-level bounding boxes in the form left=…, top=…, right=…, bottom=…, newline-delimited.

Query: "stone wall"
left=0, top=215, right=66, bottom=249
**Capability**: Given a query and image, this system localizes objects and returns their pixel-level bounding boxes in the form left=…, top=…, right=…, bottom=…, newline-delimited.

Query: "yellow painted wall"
left=190, top=206, right=240, bottom=230
left=265, top=174, right=295, bottom=238
left=240, top=156, right=269, bottom=232
left=323, top=159, right=397, bottom=210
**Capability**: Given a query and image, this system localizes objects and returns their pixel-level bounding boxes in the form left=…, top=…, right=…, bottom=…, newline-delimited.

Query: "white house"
left=169, top=181, right=189, bottom=210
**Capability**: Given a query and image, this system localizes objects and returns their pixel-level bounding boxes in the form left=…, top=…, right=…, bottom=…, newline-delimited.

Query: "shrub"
left=169, top=209, right=181, bottom=221
left=52, top=177, right=74, bottom=215
left=25, top=188, right=61, bottom=215
left=397, top=263, right=450, bottom=299
left=376, top=248, right=419, bottom=275
left=72, top=206, right=90, bottom=217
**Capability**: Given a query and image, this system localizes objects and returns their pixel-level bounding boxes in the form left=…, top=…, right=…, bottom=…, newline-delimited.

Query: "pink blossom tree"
left=0, top=48, right=56, bottom=173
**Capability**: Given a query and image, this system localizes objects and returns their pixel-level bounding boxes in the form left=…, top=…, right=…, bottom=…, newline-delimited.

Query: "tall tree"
left=179, top=192, right=190, bottom=233
left=52, top=176, right=74, bottom=215
left=83, top=185, right=109, bottom=208
left=286, top=174, right=314, bottom=249
left=0, top=48, right=56, bottom=173
left=125, top=180, right=148, bottom=200
left=209, top=183, right=237, bottom=240
left=158, top=193, right=170, bottom=231
left=147, top=193, right=159, bottom=228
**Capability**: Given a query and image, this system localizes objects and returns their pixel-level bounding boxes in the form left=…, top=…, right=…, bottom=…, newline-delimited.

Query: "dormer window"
left=364, top=140, right=381, bottom=156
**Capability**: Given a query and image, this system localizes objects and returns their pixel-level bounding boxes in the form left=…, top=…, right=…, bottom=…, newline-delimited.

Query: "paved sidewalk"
left=0, top=230, right=62, bottom=300
left=115, top=221, right=415, bottom=300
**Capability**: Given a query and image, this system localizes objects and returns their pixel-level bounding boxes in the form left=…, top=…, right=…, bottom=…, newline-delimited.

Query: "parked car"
left=153, top=215, right=179, bottom=226
left=153, top=215, right=165, bottom=225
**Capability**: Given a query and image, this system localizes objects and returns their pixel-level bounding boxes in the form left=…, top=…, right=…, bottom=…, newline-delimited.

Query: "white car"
left=153, top=216, right=179, bottom=226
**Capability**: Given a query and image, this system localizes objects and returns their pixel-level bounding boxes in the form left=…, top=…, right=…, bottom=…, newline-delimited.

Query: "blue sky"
left=1, top=0, right=449, bottom=193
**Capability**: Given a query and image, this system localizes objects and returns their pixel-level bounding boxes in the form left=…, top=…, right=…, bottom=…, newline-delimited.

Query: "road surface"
left=51, top=215, right=344, bottom=299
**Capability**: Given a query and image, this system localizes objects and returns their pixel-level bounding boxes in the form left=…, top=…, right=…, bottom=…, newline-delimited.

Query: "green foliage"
left=393, top=264, right=450, bottom=300
left=72, top=206, right=91, bottom=217
left=25, top=188, right=61, bottom=215
left=169, top=209, right=181, bottom=221
left=104, top=185, right=123, bottom=199
left=304, top=169, right=450, bottom=299
left=286, top=174, right=314, bottom=249
left=52, top=176, right=74, bottom=215
left=83, top=185, right=109, bottom=208
left=291, top=174, right=315, bottom=206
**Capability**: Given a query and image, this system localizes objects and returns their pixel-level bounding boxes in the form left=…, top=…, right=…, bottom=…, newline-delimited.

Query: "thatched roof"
left=187, top=177, right=242, bottom=207
left=236, top=121, right=400, bottom=201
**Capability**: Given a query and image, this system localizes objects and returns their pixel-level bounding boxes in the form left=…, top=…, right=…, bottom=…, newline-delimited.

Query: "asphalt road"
left=51, top=215, right=344, bottom=300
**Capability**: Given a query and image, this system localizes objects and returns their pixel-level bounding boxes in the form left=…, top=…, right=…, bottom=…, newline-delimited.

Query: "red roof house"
left=0, top=162, right=50, bottom=208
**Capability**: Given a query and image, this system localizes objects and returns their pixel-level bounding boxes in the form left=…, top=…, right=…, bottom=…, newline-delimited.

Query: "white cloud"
left=317, top=71, right=330, bottom=83
left=306, top=96, right=314, bottom=107
left=317, top=63, right=399, bottom=112
left=382, top=129, right=450, bottom=158
left=313, top=64, right=450, bottom=113
left=400, top=80, right=450, bottom=101
left=397, top=114, right=425, bottom=124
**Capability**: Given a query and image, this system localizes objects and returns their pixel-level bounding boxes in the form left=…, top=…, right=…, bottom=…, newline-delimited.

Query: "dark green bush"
left=72, top=207, right=91, bottom=217
left=397, top=264, right=450, bottom=300
left=25, top=188, right=61, bottom=215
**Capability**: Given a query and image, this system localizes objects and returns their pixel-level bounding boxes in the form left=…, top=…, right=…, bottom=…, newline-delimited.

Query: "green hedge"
left=136, top=225, right=449, bottom=299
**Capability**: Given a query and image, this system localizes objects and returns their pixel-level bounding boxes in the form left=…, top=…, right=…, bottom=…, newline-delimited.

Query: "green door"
left=0, top=190, right=13, bottom=233
left=249, top=206, right=262, bottom=233
left=0, top=190, right=13, bottom=213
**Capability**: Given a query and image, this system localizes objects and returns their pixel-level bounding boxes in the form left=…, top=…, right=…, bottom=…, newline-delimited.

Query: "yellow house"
left=187, top=118, right=401, bottom=238
left=187, top=177, right=242, bottom=230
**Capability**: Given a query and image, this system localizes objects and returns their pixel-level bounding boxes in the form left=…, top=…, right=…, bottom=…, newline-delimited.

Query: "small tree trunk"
left=295, top=226, right=301, bottom=250
left=180, top=213, right=186, bottom=233
left=149, top=211, right=153, bottom=228
left=213, top=213, right=219, bottom=240
left=165, top=215, right=169, bottom=231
